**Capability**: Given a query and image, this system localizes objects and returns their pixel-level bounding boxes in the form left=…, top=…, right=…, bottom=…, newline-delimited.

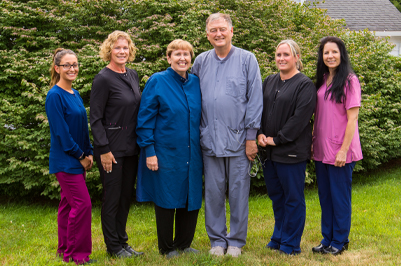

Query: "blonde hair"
left=276, top=40, right=303, bottom=71
left=166, top=39, right=194, bottom=58
left=206, top=13, right=233, bottom=31
left=99, top=30, right=137, bottom=62
left=49, top=48, right=77, bottom=87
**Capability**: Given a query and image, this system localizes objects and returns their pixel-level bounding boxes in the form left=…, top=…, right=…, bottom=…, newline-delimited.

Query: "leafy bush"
left=1, top=0, right=400, bottom=199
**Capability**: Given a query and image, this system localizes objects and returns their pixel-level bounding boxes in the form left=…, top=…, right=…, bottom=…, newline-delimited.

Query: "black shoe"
left=312, top=243, right=328, bottom=253
left=110, top=249, right=132, bottom=258
left=82, top=259, right=97, bottom=265
left=124, top=245, right=144, bottom=256
left=344, top=242, right=349, bottom=250
left=166, top=250, right=180, bottom=259
left=182, top=247, right=200, bottom=254
left=323, top=245, right=345, bottom=255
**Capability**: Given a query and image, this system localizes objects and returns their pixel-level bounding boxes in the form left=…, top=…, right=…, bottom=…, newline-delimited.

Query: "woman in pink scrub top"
left=312, top=36, right=363, bottom=256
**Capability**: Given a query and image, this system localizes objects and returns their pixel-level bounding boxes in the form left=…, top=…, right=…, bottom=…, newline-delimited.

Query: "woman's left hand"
left=266, top=137, right=276, bottom=146
left=147, top=155, right=158, bottom=171
left=87, top=155, right=93, bottom=170
left=80, top=155, right=94, bottom=171
left=334, top=150, right=347, bottom=167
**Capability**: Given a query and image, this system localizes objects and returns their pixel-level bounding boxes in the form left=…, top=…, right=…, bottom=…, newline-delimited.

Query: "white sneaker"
left=226, top=246, right=241, bottom=257
left=209, top=246, right=225, bottom=256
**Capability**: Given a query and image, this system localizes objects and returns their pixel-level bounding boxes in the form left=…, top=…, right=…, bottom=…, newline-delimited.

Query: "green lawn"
left=1, top=162, right=400, bottom=266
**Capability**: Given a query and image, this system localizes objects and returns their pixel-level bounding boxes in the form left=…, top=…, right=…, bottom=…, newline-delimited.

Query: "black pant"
left=96, top=155, right=138, bottom=253
left=154, top=204, right=199, bottom=254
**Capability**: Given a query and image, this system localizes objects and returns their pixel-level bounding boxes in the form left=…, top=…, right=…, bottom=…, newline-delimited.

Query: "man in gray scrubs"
left=191, top=13, right=263, bottom=257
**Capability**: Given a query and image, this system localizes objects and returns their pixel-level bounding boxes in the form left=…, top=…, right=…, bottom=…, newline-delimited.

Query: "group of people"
left=45, top=12, right=362, bottom=265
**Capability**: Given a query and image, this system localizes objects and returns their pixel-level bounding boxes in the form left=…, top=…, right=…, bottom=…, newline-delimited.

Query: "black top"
left=90, top=67, right=141, bottom=157
left=257, top=72, right=316, bottom=163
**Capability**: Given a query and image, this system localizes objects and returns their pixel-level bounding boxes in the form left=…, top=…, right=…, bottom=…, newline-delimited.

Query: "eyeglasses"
left=57, top=63, right=80, bottom=70
left=208, top=27, right=228, bottom=34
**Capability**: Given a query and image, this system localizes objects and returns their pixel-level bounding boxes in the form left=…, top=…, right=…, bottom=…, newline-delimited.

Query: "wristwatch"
left=78, top=152, right=85, bottom=161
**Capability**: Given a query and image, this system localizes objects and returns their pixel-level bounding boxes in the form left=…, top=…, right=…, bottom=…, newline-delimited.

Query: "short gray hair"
left=205, top=13, right=233, bottom=31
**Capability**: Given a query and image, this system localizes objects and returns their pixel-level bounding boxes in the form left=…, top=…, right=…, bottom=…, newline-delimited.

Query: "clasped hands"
left=80, top=155, right=94, bottom=171
left=257, top=134, right=276, bottom=148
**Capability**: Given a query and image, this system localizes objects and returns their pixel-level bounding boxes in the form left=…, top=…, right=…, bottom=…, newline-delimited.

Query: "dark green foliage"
left=1, top=0, right=400, bottom=198
left=390, top=0, right=401, bottom=12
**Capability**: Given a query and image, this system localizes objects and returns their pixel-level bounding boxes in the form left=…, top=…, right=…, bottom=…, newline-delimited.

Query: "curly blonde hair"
left=99, top=30, right=137, bottom=62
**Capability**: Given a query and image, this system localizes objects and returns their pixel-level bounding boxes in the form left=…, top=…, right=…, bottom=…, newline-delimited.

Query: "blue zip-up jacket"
left=191, top=46, right=263, bottom=157
left=136, top=68, right=203, bottom=211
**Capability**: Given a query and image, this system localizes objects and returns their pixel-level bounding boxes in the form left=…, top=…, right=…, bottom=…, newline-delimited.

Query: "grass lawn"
left=1, top=160, right=400, bottom=266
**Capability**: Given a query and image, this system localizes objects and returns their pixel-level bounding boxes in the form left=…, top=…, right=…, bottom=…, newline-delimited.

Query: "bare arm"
left=335, top=107, right=359, bottom=167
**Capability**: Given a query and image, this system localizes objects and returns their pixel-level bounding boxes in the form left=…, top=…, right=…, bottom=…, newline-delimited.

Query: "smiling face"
left=275, top=43, right=298, bottom=73
left=167, top=49, right=192, bottom=78
left=206, top=18, right=233, bottom=50
left=110, top=37, right=129, bottom=67
left=55, top=54, right=79, bottom=83
left=323, top=41, right=341, bottom=72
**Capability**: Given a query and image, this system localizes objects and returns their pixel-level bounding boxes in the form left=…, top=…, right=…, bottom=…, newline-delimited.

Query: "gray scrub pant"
left=203, top=153, right=250, bottom=248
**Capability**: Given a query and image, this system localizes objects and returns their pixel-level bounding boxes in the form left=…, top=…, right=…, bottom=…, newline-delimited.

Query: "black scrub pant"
left=96, top=155, right=138, bottom=254
left=154, top=204, right=199, bottom=254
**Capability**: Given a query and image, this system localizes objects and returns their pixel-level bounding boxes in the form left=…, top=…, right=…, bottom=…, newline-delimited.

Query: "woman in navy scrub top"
left=46, top=48, right=95, bottom=265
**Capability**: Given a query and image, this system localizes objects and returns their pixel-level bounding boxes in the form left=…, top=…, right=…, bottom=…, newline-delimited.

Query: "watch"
left=78, top=153, right=85, bottom=161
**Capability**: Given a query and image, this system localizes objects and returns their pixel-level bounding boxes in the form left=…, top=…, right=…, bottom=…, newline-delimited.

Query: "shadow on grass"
left=1, top=158, right=400, bottom=207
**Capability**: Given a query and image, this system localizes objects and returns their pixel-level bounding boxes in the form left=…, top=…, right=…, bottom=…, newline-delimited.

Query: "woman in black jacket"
left=90, top=30, right=143, bottom=258
left=257, top=40, right=316, bottom=255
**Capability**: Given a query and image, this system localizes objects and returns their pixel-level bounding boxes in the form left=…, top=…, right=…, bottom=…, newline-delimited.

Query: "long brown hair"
left=49, top=48, right=77, bottom=87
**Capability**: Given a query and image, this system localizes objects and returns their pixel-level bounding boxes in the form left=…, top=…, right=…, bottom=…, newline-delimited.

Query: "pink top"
left=313, top=75, right=363, bottom=165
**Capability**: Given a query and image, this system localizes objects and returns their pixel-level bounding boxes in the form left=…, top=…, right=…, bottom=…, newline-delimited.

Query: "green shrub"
left=1, top=0, right=400, bottom=198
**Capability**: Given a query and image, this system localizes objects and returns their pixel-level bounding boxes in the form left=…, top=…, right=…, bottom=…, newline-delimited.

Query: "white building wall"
left=388, top=36, right=401, bottom=56
left=374, top=32, right=401, bottom=57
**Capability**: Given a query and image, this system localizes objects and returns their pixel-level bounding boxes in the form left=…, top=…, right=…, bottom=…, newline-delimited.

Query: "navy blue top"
left=45, top=85, right=93, bottom=174
left=136, top=67, right=203, bottom=211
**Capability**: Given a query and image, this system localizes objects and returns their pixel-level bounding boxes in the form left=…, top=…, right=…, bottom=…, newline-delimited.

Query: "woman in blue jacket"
left=45, top=48, right=95, bottom=264
left=136, top=39, right=203, bottom=258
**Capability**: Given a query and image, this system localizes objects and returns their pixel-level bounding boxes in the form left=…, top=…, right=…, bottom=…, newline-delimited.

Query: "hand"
left=266, top=137, right=276, bottom=146
left=257, top=134, right=267, bottom=147
left=246, top=140, right=258, bottom=161
left=146, top=155, right=158, bottom=171
left=100, top=152, right=117, bottom=173
left=80, top=155, right=93, bottom=171
left=334, top=150, right=347, bottom=167
left=87, top=155, right=93, bottom=169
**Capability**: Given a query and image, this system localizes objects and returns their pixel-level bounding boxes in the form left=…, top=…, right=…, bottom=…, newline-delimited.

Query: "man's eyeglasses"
left=57, top=63, right=80, bottom=70
left=208, top=27, right=228, bottom=34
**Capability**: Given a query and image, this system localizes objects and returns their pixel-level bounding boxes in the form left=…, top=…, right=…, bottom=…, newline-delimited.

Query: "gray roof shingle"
left=307, top=0, right=401, bottom=31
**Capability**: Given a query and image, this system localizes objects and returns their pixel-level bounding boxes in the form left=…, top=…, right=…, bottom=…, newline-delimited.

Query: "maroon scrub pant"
left=56, top=172, right=92, bottom=264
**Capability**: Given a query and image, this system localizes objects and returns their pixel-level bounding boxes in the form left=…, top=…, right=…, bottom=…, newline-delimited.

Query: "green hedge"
left=1, top=0, right=400, bottom=199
